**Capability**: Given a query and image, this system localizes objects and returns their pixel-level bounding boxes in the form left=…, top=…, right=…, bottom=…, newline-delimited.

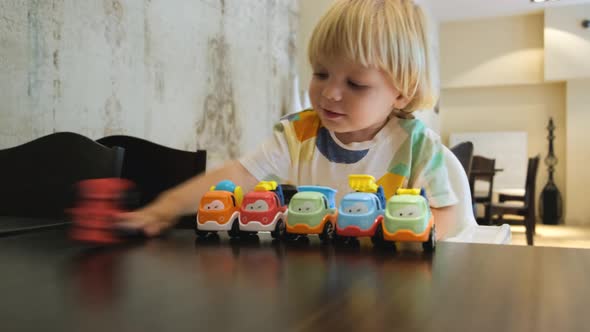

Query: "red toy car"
left=69, top=178, right=139, bottom=243
left=239, top=181, right=295, bottom=238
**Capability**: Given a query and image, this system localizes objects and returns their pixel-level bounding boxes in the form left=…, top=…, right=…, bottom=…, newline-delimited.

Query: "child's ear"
left=392, top=94, right=411, bottom=110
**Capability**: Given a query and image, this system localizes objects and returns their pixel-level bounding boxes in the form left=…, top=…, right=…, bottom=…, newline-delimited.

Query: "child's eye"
left=313, top=72, right=328, bottom=80
left=347, top=80, right=367, bottom=89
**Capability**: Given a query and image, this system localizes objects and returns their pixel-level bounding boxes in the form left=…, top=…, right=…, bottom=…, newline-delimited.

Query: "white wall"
left=297, top=0, right=333, bottom=95
left=545, top=4, right=590, bottom=81
left=0, top=0, right=299, bottom=168
left=566, top=79, right=590, bottom=225
left=544, top=4, right=590, bottom=225
left=440, top=14, right=545, bottom=88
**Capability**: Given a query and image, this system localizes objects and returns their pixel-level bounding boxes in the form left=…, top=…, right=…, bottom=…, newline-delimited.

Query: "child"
left=119, top=0, right=459, bottom=238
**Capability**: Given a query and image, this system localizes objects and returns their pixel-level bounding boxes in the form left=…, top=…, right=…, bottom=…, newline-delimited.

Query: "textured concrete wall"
left=0, top=0, right=299, bottom=167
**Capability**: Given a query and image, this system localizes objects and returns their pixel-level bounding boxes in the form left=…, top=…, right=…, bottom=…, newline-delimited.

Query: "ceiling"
left=420, top=0, right=590, bottom=22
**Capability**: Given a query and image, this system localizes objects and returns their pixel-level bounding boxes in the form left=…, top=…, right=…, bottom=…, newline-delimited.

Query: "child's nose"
left=321, top=83, right=342, bottom=102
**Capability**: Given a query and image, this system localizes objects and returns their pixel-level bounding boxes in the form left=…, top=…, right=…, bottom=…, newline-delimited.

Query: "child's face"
left=309, top=56, right=409, bottom=143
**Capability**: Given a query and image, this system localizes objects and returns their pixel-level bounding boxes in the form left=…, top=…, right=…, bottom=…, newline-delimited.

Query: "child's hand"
left=113, top=160, right=258, bottom=237
left=116, top=203, right=178, bottom=237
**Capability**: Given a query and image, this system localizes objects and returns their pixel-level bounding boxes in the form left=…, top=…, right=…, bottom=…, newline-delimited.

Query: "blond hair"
left=308, top=0, right=437, bottom=114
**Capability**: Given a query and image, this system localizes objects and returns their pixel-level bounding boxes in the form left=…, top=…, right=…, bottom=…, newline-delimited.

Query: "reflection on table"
left=1, top=226, right=589, bottom=332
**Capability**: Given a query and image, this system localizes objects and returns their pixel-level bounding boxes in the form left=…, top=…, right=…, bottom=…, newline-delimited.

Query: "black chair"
left=450, top=142, right=474, bottom=179
left=0, top=132, right=124, bottom=219
left=97, top=135, right=206, bottom=211
left=489, top=155, right=540, bottom=246
left=469, top=155, right=496, bottom=225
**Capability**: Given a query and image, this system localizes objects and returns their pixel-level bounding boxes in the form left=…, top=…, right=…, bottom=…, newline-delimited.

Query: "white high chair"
left=440, top=146, right=511, bottom=244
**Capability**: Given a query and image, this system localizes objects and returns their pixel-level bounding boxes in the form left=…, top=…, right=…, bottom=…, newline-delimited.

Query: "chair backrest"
left=442, top=146, right=477, bottom=239
left=450, top=141, right=474, bottom=178
left=97, top=135, right=207, bottom=207
left=0, top=132, right=124, bottom=218
left=524, top=155, right=541, bottom=209
left=470, top=155, right=496, bottom=201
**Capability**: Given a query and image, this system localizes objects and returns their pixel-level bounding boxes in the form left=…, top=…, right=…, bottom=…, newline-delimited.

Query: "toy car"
left=285, top=185, right=337, bottom=242
left=335, top=175, right=385, bottom=243
left=196, top=180, right=243, bottom=238
left=69, top=178, right=139, bottom=243
left=376, top=188, right=436, bottom=251
left=239, top=181, right=296, bottom=238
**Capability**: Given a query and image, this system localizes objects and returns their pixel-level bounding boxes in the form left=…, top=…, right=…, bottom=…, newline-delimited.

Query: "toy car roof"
left=211, top=180, right=237, bottom=192
left=297, top=186, right=337, bottom=208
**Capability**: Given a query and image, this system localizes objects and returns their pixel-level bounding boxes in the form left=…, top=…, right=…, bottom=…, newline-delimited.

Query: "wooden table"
left=1, top=225, right=589, bottom=332
left=0, top=216, right=70, bottom=236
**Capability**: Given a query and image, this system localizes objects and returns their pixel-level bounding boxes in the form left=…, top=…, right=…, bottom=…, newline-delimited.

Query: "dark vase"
left=539, top=118, right=563, bottom=225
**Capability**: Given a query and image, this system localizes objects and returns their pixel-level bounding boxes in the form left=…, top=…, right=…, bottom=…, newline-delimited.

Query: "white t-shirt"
left=239, top=109, right=457, bottom=207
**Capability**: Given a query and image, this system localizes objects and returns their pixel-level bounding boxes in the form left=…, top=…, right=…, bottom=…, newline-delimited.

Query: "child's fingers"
left=144, top=221, right=168, bottom=237
left=115, top=212, right=154, bottom=229
left=115, top=211, right=172, bottom=237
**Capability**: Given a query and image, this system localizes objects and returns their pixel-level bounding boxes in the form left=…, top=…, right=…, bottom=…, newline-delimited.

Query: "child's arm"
left=431, top=204, right=459, bottom=240
left=117, top=160, right=259, bottom=236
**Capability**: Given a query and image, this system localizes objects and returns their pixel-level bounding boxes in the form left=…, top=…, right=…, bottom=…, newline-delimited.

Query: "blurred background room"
left=1, top=0, right=589, bottom=247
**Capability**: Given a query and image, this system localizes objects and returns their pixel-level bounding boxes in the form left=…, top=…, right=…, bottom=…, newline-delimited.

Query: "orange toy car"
left=196, top=180, right=243, bottom=238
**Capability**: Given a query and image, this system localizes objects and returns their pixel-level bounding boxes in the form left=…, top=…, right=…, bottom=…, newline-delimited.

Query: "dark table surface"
left=0, top=216, right=70, bottom=236
left=1, top=223, right=589, bottom=332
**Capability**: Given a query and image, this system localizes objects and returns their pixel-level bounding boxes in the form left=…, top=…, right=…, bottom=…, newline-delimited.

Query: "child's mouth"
left=322, top=108, right=345, bottom=119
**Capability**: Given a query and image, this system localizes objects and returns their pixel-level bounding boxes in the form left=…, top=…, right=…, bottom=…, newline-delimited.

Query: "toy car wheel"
left=270, top=219, right=285, bottom=239
left=372, top=225, right=396, bottom=250
left=334, top=234, right=353, bottom=245
left=194, top=228, right=209, bottom=238
left=283, top=230, right=297, bottom=241
left=371, top=224, right=385, bottom=247
left=332, top=230, right=342, bottom=243
left=319, top=222, right=334, bottom=243
left=228, top=219, right=240, bottom=238
left=422, top=225, right=436, bottom=252
left=240, top=230, right=257, bottom=237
